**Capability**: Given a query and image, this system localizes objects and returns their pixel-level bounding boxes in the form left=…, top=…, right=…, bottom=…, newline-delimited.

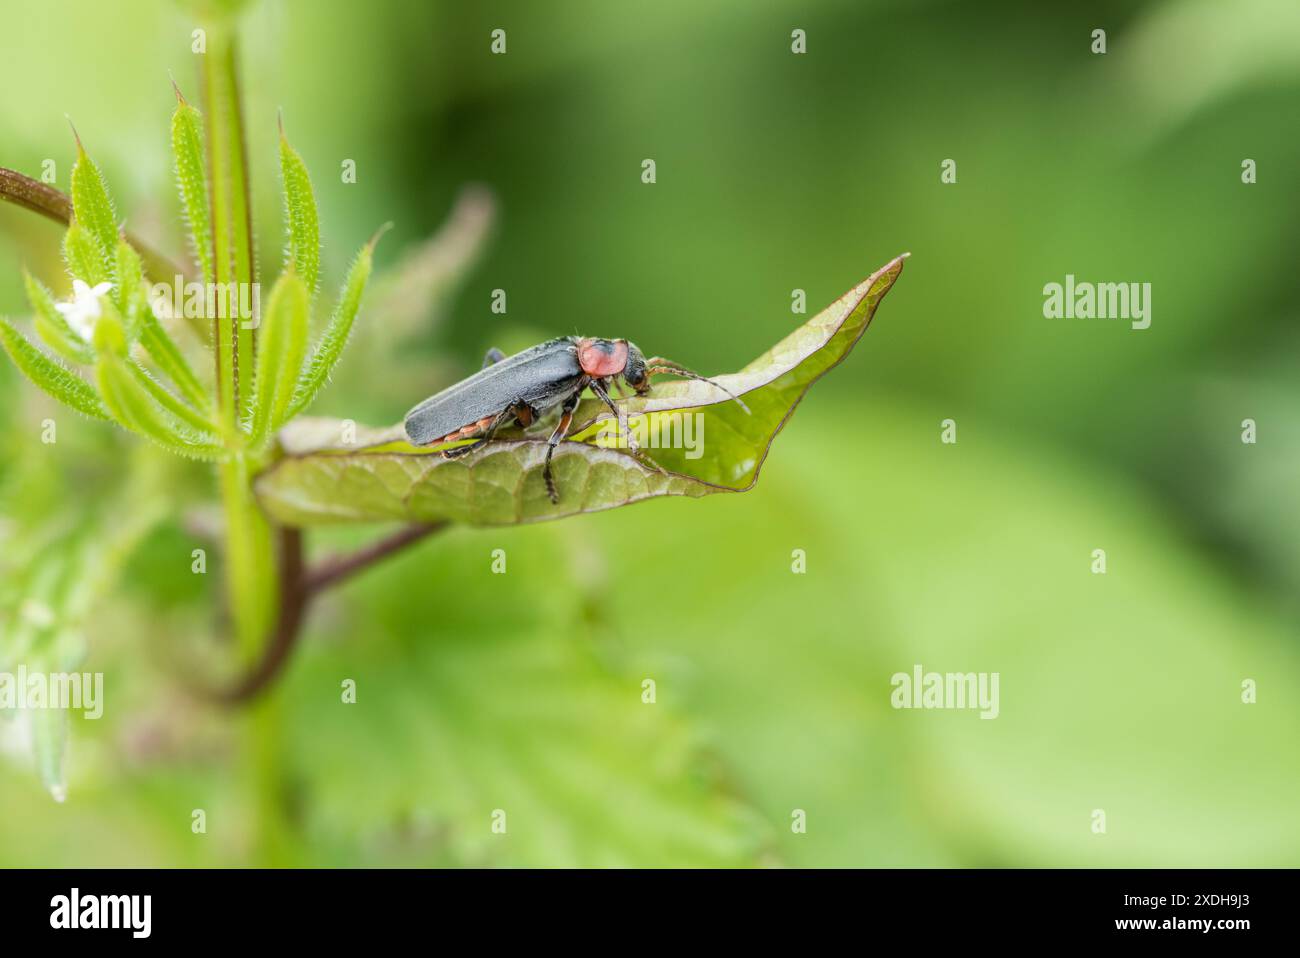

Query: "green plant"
left=0, top=12, right=903, bottom=826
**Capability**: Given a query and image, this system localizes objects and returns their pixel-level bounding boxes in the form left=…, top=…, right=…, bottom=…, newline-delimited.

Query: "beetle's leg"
left=590, top=379, right=662, bottom=474
left=444, top=399, right=536, bottom=460
left=441, top=406, right=513, bottom=460
left=588, top=378, right=637, bottom=454
left=441, top=441, right=482, bottom=460
left=543, top=383, right=586, bottom=504
left=481, top=347, right=506, bottom=369
left=512, top=402, right=537, bottom=429
left=630, top=445, right=667, bottom=477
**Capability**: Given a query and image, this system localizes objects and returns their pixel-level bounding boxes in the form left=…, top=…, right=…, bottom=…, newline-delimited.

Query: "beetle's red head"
left=577, top=338, right=630, bottom=378
left=577, top=338, right=750, bottom=412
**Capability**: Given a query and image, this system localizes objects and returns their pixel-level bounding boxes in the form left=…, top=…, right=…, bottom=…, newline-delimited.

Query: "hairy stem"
left=198, top=24, right=278, bottom=861
left=200, top=24, right=257, bottom=432
left=218, top=455, right=278, bottom=659
left=213, top=522, right=445, bottom=705
left=216, top=525, right=306, bottom=703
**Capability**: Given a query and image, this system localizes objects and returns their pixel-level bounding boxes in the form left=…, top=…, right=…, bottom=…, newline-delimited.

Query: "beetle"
left=404, top=336, right=749, bottom=504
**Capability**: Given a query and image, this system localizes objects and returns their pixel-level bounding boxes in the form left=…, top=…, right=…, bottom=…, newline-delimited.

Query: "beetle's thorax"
left=576, top=338, right=628, bottom=377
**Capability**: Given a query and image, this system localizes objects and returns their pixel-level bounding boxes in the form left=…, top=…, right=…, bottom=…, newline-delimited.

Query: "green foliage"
left=170, top=95, right=213, bottom=285
left=95, top=349, right=223, bottom=459
left=139, top=308, right=208, bottom=410
left=1, top=82, right=378, bottom=478
left=288, top=236, right=378, bottom=417
left=69, top=140, right=119, bottom=272
left=250, top=272, right=309, bottom=442
left=90, top=300, right=127, bottom=356
left=126, top=361, right=216, bottom=437
left=0, top=316, right=108, bottom=419
left=62, top=222, right=108, bottom=286
left=113, top=240, right=145, bottom=340
left=256, top=256, right=906, bottom=525
left=200, top=27, right=256, bottom=427
left=279, top=129, right=320, bottom=296
left=24, top=270, right=93, bottom=364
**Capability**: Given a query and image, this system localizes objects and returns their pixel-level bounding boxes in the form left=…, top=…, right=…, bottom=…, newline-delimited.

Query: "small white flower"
left=54, top=278, right=114, bottom=341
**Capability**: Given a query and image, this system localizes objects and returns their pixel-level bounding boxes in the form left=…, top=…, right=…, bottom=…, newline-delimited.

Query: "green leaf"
left=287, top=237, right=377, bottom=417
left=255, top=254, right=907, bottom=525
left=139, top=309, right=209, bottom=410
left=279, top=127, right=320, bottom=296
left=95, top=351, right=224, bottom=459
left=127, top=361, right=218, bottom=437
left=69, top=140, right=119, bottom=271
left=170, top=95, right=213, bottom=285
left=0, top=316, right=109, bottom=420
left=250, top=272, right=309, bottom=442
left=24, top=270, right=94, bottom=364
left=113, top=240, right=145, bottom=339
left=90, top=299, right=127, bottom=356
left=62, top=222, right=109, bottom=285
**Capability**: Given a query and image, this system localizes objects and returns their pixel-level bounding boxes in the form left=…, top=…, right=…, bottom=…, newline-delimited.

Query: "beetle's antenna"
left=648, top=361, right=751, bottom=415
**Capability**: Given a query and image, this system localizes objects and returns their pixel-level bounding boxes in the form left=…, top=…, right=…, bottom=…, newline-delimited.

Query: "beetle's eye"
left=621, top=343, right=648, bottom=388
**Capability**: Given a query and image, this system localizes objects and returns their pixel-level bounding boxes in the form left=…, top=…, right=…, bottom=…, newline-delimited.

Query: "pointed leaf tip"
left=284, top=237, right=377, bottom=419
left=66, top=115, right=84, bottom=153
left=368, top=221, right=393, bottom=249
left=69, top=139, right=120, bottom=269
left=170, top=97, right=213, bottom=286
left=278, top=131, right=320, bottom=294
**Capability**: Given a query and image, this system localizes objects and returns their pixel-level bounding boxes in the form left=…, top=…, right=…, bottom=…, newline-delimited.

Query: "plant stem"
left=219, top=526, right=306, bottom=702
left=199, top=19, right=277, bottom=860
left=201, top=23, right=256, bottom=433
left=216, top=452, right=284, bottom=864
left=218, top=455, right=278, bottom=659
left=198, top=15, right=270, bottom=655
left=245, top=691, right=293, bottom=865
left=214, top=522, right=445, bottom=705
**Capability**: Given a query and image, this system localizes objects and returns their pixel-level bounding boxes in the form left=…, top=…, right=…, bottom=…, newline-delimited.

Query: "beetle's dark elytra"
left=403, top=337, right=583, bottom=446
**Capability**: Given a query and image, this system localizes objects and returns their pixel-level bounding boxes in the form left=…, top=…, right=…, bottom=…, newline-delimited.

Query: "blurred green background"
left=2, top=0, right=1299, bottom=866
